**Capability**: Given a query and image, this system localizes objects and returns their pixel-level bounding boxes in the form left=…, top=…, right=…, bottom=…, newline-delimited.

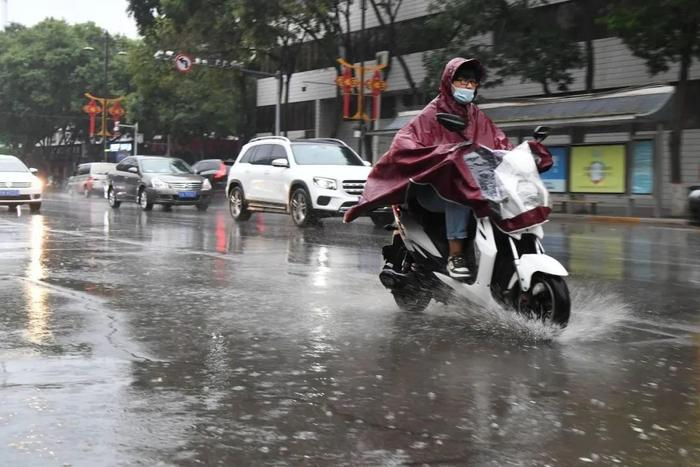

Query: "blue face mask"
left=452, top=86, right=475, bottom=104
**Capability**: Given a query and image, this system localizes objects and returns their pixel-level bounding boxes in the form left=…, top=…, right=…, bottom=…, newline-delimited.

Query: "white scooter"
left=378, top=114, right=570, bottom=327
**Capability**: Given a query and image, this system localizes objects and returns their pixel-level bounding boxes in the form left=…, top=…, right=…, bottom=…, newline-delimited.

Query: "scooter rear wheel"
left=392, top=289, right=431, bottom=313
left=514, top=273, right=570, bottom=327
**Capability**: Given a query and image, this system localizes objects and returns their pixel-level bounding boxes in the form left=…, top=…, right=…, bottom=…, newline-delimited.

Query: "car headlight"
left=31, top=177, right=43, bottom=190
left=313, top=177, right=337, bottom=190
left=202, top=178, right=212, bottom=190
left=151, top=177, right=169, bottom=189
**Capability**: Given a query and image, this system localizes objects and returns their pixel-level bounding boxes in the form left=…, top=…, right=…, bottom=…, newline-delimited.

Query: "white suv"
left=226, top=137, right=390, bottom=227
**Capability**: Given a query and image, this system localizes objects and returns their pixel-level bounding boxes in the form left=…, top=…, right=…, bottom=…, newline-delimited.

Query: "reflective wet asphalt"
left=1, top=193, right=699, bottom=466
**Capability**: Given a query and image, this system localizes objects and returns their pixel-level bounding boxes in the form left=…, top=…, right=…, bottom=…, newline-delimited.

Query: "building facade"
left=255, top=0, right=700, bottom=216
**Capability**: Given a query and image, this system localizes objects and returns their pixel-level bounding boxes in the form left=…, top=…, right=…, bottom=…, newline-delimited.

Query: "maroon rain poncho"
left=344, top=57, right=552, bottom=229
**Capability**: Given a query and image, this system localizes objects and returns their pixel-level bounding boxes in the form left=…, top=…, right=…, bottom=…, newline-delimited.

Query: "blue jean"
left=417, top=188, right=471, bottom=240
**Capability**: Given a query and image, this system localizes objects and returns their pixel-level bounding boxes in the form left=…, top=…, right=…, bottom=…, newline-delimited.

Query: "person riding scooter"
left=344, top=57, right=515, bottom=280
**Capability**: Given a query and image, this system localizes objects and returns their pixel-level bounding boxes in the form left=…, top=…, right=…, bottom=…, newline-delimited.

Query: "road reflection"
left=25, top=215, right=51, bottom=344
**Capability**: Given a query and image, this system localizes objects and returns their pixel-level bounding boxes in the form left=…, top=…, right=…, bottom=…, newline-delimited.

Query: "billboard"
left=540, top=146, right=568, bottom=193
left=570, top=144, right=626, bottom=193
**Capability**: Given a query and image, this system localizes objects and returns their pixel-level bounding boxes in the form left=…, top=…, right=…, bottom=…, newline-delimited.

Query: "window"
left=116, top=157, right=134, bottom=172
left=0, top=157, right=28, bottom=172
left=271, top=145, right=287, bottom=161
left=291, top=143, right=364, bottom=166
left=194, top=160, right=220, bottom=171
left=90, top=163, right=114, bottom=175
left=239, top=146, right=258, bottom=164
left=140, top=158, right=192, bottom=174
left=77, top=165, right=90, bottom=175
left=250, top=144, right=276, bottom=165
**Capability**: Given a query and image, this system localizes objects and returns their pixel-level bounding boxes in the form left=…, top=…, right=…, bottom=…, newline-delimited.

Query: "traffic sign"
left=174, top=53, right=193, bottom=73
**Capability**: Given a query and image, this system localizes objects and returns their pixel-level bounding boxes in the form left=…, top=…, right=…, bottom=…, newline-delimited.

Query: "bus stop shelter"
left=370, top=85, right=676, bottom=217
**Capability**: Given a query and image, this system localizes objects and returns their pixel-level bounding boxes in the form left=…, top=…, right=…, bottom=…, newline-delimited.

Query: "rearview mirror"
left=271, top=158, right=289, bottom=168
left=363, top=160, right=371, bottom=167
left=128, top=167, right=139, bottom=174
left=436, top=113, right=467, bottom=133
left=533, top=126, right=550, bottom=142
left=29, top=168, right=38, bottom=173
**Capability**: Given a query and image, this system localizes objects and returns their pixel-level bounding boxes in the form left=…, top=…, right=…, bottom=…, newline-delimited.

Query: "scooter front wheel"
left=392, top=289, right=431, bottom=313
left=514, top=273, right=570, bottom=327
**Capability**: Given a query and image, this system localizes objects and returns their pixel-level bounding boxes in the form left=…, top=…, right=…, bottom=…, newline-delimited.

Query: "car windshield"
left=90, top=163, right=115, bottom=174
left=0, top=158, right=28, bottom=172
left=291, top=143, right=365, bottom=166
left=140, top=158, right=192, bottom=174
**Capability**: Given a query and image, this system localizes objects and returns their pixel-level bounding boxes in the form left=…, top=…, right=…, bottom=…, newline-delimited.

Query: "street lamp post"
left=84, top=32, right=127, bottom=161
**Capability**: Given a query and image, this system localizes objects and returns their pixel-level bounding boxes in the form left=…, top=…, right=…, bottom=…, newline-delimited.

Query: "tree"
left=0, top=20, right=134, bottom=156
left=126, top=21, right=247, bottom=148
left=422, top=0, right=582, bottom=97
left=368, top=0, right=420, bottom=101
left=606, top=0, right=700, bottom=196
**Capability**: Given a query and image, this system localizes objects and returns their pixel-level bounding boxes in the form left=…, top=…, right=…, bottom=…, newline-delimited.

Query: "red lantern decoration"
left=82, top=99, right=102, bottom=137
left=108, top=101, right=126, bottom=134
left=335, top=67, right=354, bottom=119
left=367, top=70, right=387, bottom=121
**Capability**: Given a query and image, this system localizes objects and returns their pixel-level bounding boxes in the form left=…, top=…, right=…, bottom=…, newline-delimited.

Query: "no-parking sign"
left=174, top=53, right=193, bottom=73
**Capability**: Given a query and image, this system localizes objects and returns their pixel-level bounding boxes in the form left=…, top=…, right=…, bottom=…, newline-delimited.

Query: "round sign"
left=174, top=53, right=193, bottom=73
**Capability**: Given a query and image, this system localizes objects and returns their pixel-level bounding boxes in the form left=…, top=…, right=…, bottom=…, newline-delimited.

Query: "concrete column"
left=314, top=99, right=321, bottom=138
left=654, top=123, right=664, bottom=217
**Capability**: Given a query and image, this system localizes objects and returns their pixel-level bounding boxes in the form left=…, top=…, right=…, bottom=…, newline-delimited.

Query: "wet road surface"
left=1, top=194, right=700, bottom=466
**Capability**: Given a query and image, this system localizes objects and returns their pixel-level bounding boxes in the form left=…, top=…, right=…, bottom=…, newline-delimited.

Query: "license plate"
left=178, top=191, right=198, bottom=199
left=0, top=189, right=19, bottom=196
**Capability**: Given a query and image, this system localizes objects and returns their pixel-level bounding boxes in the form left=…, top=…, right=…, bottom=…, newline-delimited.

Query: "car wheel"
left=162, top=204, right=172, bottom=212
left=139, top=189, right=153, bottom=211
left=229, top=186, right=251, bottom=221
left=290, top=188, right=317, bottom=227
left=196, top=203, right=209, bottom=212
left=108, top=188, right=120, bottom=208
left=29, top=202, right=41, bottom=214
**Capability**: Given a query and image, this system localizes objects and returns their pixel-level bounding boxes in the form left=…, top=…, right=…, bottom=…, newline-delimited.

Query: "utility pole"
left=358, top=0, right=368, bottom=158
left=102, top=31, right=110, bottom=161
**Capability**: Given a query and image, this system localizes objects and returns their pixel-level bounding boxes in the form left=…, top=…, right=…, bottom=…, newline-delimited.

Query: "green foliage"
left=0, top=20, right=134, bottom=152
left=606, top=0, right=700, bottom=184
left=423, top=0, right=583, bottom=97
left=606, top=0, right=700, bottom=74
left=127, top=33, right=244, bottom=141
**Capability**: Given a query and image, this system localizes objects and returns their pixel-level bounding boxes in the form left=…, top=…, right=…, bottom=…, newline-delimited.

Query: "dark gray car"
left=106, top=156, right=212, bottom=211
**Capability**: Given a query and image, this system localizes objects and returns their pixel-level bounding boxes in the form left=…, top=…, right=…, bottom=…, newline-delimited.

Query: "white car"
left=226, top=137, right=391, bottom=227
left=0, top=155, right=43, bottom=213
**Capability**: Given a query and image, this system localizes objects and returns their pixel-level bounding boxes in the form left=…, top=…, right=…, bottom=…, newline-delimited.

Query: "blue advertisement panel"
left=540, top=146, right=568, bottom=193
left=631, top=140, right=653, bottom=194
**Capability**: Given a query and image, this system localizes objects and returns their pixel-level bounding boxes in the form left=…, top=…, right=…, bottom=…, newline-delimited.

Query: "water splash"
left=445, top=280, right=631, bottom=343
left=557, top=281, right=632, bottom=343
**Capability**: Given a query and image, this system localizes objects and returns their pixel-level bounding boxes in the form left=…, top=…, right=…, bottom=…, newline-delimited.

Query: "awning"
left=369, top=85, right=675, bottom=135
